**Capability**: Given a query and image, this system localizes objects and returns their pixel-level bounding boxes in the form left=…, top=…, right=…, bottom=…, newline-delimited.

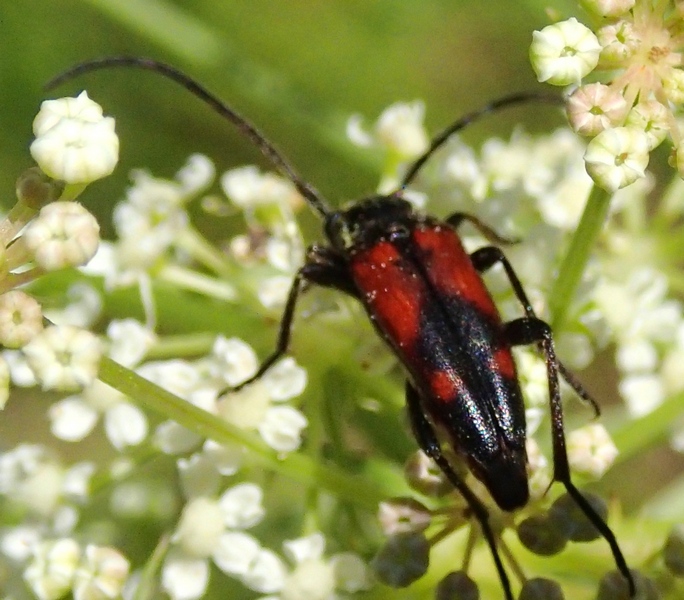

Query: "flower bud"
left=584, top=126, right=649, bottom=191
left=530, top=18, right=601, bottom=86
left=31, top=92, right=119, bottom=184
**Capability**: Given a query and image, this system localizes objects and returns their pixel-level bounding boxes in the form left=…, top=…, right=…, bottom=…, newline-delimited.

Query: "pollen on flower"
left=31, top=92, right=119, bottom=184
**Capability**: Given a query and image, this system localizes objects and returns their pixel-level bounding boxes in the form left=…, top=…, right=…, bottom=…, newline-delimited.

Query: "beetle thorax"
left=324, top=194, right=417, bottom=253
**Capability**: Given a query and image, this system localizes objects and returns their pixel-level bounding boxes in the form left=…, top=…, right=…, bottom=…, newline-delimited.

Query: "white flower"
left=31, top=92, right=119, bottom=184
left=530, top=18, right=601, bottom=86
left=44, top=283, right=102, bottom=328
left=348, top=101, right=428, bottom=159
left=261, top=357, right=307, bottom=401
left=24, top=538, right=81, bottom=600
left=173, top=497, right=225, bottom=558
left=23, top=325, right=101, bottom=391
left=584, top=126, right=650, bottom=191
left=209, top=336, right=258, bottom=387
left=374, top=101, right=429, bottom=158
left=0, top=291, right=43, bottom=349
left=567, top=83, right=629, bottom=137
left=258, top=406, right=308, bottom=453
left=221, top=166, right=300, bottom=210
left=567, top=424, right=619, bottom=479
left=258, top=275, right=294, bottom=309
left=619, top=373, right=665, bottom=417
left=212, top=531, right=261, bottom=576
left=178, top=453, right=221, bottom=499
left=72, top=545, right=130, bottom=600
left=1, top=525, right=42, bottom=561
left=583, top=0, right=635, bottom=18
left=106, top=319, right=155, bottom=367
left=526, top=438, right=551, bottom=500
left=162, top=484, right=267, bottom=599
left=49, top=375, right=147, bottom=449
left=3, top=348, right=38, bottom=387
left=597, top=20, right=639, bottom=63
left=625, top=100, right=670, bottom=150
left=218, top=483, right=265, bottom=529
left=175, top=154, right=215, bottom=195
left=246, top=533, right=370, bottom=600
left=24, top=202, right=100, bottom=270
left=161, top=551, right=209, bottom=600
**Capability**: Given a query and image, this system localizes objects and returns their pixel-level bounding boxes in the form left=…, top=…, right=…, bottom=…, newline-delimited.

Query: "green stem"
left=97, top=356, right=389, bottom=510
left=549, top=185, right=612, bottom=331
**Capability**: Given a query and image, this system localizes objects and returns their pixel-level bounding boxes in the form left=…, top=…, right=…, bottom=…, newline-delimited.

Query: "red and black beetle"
left=49, top=57, right=635, bottom=599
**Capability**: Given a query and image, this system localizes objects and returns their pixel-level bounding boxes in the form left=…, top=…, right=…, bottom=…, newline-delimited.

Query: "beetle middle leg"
left=469, top=244, right=635, bottom=595
left=406, top=383, right=515, bottom=600
left=468, top=245, right=599, bottom=415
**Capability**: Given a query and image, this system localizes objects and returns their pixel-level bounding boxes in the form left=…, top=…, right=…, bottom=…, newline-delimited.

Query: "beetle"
left=49, top=57, right=635, bottom=599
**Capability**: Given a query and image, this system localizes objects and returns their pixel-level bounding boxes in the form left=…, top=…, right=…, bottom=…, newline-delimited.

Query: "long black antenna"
left=46, top=56, right=333, bottom=219
left=400, top=92, right=564, bottom=189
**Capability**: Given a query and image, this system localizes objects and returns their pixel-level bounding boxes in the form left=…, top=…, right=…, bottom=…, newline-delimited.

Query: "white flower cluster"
left=530, top=3, right=684, bottom=189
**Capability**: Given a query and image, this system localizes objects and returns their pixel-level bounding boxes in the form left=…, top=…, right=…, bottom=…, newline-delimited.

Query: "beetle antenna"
left=46, top=56, right=332, bottom=219
left=400, top=92, right=564, bottom=188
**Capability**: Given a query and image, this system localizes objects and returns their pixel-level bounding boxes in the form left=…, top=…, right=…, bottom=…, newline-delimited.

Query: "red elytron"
left=48, top=57, right=636, bottom=600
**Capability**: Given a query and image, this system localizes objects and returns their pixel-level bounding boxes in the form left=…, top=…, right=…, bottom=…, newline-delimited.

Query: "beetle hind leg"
left=405, top=383, right=514, bottom=600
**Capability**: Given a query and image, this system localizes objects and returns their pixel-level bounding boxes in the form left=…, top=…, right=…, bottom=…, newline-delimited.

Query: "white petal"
left=241, top=549, right=287, bottom=594
left=104, top=403, right=148, bottom=449
left=161, top=553, right=209, bottom=600
left=283, top=533, right=325, bottom=564
left=202, top=439, right=244, bottom=476
left=49, top=397, right=98, bottom=441
left=261, top=358, right=307, bottom=401
left=212, top=531, right=260, bottom=576
left=219, top=483, right=265, bottom=529
left=154, top=421, right=203, bottom=455
left=178, top=453, right=220, bottom=499
left=258, top=406, right=308, bottom=453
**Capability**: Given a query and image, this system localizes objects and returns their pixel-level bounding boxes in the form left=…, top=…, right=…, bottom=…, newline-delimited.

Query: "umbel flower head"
left=530, top=2, right=684, bottom=189
left=0, top=93, right=118, bottom=402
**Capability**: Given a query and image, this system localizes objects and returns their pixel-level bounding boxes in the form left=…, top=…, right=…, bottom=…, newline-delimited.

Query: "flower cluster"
left=530, top=2, right=684, bottom=190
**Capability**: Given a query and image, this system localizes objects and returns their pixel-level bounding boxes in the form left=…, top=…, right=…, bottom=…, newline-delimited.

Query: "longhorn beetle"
left=49, top=57, right=635, bottom=599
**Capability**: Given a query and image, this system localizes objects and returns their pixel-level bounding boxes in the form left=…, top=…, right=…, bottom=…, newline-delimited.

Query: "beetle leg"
left=446, top=212, right=519, bottom=245
left=405, top=383, right=514, bottom=600
left=232, top=246, right=355, bottom=390
left=471, top=245, right=635, bottom=594
left=468, top=245, right=599, bottom=416
left=503, top=316, right=635, bottom=596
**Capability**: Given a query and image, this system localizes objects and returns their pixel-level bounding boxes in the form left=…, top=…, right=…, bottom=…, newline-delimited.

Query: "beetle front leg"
left=232, top=246, right=355, bottom=391
left=405, top=383, right=514, bottom=600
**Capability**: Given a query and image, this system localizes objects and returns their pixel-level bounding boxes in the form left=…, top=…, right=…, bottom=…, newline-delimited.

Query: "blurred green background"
left=0, top=0, right=572, bottom=227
